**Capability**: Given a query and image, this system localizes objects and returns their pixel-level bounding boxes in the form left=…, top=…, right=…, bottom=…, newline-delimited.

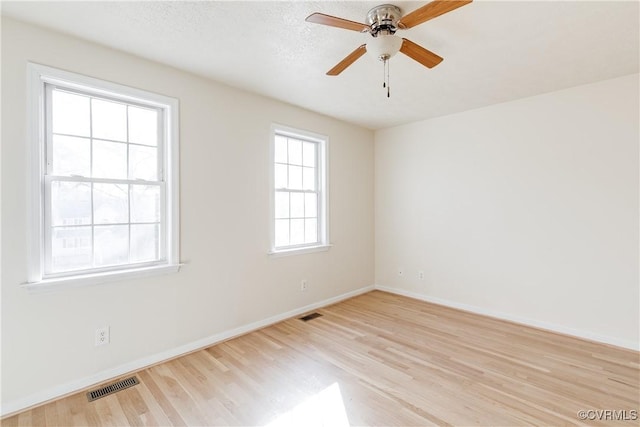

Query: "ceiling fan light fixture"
left=367, top=34, right=402, bottom=61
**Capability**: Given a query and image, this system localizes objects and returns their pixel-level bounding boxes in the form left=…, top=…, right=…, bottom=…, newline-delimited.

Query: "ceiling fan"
left=306, top=0, right=472, bottom=95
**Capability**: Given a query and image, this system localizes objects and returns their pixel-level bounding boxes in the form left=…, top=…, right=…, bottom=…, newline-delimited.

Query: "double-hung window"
left=27, top=64, right=179, bottom=287
left=271, top=125, right=328, bottom=254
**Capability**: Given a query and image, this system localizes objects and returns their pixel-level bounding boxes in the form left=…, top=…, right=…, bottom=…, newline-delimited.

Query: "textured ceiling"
left=2, top=1, right=638, bottom=130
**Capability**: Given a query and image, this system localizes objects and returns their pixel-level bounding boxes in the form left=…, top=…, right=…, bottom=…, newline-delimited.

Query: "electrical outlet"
left=418, top=271, right=425, bottom=280
left=301, top=280, right=308, bottom=292
left=95, top=326, right=110, bottom=347
left=398, top=268, right=404, bottom=277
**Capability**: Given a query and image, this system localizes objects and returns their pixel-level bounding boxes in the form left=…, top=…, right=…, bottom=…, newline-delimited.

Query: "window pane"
left=275, top=164, right=287, bottom=189
left=52, top=135, right=90, bottom=176
left=129, top=144, right=158, bottom=180
left=290, top=192, right=304, bottom=218
left=290, top=219, right=304, bottom=245
left=288, top=165, right=302, bottom=190
left=128, top=106, right=158, bottom=146
left=275, top=219, right=289, bottom=247
left=51, top=226, right=92, bottom=272
left=302, top=167, right=315, bottom=191
left=303, top=142, right=315, bottom=167
left=305, top=218, right=318, bottom=244
left=92, top=98, right=127, bottom=142
left=93, top=183, right=128, bottom=224
left=51, top=181, right=91, bottom=226
left=52, top=90, right=90, bottom=137
left=275, top=192, right=289, bottom=219
left=305, top=193, right=317, bottom=218
left=93, top=140, right=127, bottom=179
left=274, top=135, right=288, bottom=163
left=94, top=225, right=129, bottom=266
left=288, top=139, right=302, bottom=165
left=131, top=224, right=159, bottom=263
left=131, top=185, right=160, bottom=223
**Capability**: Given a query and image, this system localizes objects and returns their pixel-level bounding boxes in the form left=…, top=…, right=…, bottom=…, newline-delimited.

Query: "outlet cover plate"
left=95, top=326, right=110, bottom=347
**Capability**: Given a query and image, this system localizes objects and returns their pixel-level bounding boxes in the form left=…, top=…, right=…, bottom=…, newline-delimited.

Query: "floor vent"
left=299, top=312, right=323, bottom=322
left=87, top=376, right=140, bottom=402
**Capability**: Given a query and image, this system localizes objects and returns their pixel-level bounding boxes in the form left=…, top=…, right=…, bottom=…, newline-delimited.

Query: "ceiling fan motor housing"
left=366, top=4, right=402, bottom=37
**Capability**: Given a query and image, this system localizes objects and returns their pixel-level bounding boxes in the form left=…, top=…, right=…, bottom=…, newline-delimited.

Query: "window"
left=27, top=64, right=179, bottom=287
left=270, top=125, right=328, bottom=254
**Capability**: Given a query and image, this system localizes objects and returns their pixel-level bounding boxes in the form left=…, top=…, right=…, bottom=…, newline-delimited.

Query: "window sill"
left=21, top=264, right=182, bottom=293
left=268, top=244, right=332, bottom=258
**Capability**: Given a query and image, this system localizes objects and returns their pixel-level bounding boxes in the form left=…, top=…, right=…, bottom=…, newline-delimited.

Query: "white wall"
left=1, top=17, right=374, bottom=413
left=375, top=74, right=639, bottom=350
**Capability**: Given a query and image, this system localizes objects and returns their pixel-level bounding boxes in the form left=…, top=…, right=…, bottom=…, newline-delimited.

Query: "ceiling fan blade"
left=398, top=0, right=472, bottom=29
left=306, top=13, right=369, bottom=32
left=327, top=44, right=367, bottom=76
left=400, top=38, right=443, bottom=69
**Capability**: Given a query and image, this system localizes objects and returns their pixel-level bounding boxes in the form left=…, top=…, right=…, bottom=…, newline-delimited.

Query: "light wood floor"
left=3, top=290, right=639, bottom=426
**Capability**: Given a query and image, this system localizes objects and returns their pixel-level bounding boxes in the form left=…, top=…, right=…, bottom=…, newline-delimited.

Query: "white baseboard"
left=374, top=285, right=639, bottom=351
left=0, top=285, right=374, bottom=418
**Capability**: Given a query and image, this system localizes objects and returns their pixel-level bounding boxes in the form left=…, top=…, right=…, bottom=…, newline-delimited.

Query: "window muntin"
left=27, top=63, right=179, bottom=286
left=272, top=127, right=327, bottom=252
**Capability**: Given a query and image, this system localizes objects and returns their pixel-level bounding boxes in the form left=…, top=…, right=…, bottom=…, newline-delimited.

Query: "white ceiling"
left=2, top=1, right=638, bottom=130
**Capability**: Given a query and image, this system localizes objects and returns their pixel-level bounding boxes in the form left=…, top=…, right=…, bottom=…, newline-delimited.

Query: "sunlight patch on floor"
left=265, top=382, right=350, bottom=427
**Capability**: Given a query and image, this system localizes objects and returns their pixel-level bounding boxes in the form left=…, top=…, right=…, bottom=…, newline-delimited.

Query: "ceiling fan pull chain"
left=383, top=57, right=386, bottom=89
left=387, top=58, right=391, bottom=98
left=382, top=57, right=390, bottom=97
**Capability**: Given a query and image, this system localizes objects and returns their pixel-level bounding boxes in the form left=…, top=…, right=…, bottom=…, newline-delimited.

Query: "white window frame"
left=25, top=63, right=180, bottom=290
left=269, top=124, right=330, bottom=256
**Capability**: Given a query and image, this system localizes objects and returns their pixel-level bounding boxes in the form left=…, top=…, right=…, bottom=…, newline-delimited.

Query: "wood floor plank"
left=2, top=290, right=638, bottom=426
